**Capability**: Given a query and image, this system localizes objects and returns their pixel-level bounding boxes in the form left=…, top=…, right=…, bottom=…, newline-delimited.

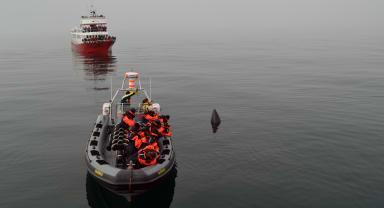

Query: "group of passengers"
left=115, top=99, right=171, bottom=168
left=82, top=35, right=115, bottom=43
left=82, top=25, right=107, bottom=33
left=81, top=15, right=104, bottom=18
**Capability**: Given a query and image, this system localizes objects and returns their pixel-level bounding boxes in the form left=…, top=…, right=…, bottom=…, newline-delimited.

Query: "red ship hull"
left=71, top=40, right=115, bottom=55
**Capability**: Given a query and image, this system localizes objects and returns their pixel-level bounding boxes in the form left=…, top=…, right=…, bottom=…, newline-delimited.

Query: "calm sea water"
left=1, top=36, right=384, bottom=208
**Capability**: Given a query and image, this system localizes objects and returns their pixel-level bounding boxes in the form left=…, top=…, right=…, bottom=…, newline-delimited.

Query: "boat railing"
left=81, top=15, right=105, bottom=19
left=108, top=73, right=152, bottom=122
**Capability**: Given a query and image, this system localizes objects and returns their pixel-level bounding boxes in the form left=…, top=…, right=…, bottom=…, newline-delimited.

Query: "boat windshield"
left=112, top=90, right=150, bottom=120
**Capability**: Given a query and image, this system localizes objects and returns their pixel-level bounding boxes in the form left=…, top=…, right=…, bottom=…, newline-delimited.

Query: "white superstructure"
left=71, top=8, right=115, bottom=45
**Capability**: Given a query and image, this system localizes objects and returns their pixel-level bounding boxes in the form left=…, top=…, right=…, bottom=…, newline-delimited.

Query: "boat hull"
left=72, top=40, right=115, bottom=54
left=85, top=115, right=176, bottom=195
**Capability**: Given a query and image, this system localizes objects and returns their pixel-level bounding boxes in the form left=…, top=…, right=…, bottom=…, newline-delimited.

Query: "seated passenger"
left=141, top=98, right=151, bottom=112
left=138, top=145, right=160, bottom=166
left=122, top=108, right=136, bottom=128
left=134, top=135, right=144, bottom=150
left=125, top=123, right=141, bottom=155
left=150, top=119, right=163, bottom=138
left=161, top=126, right=171, bottom=137
left=147, top=136, right=160, bottom=152
left=144, top=110, right=158, bottom=121
left=126, top=123, right=140, bottom=140
left=134, top=131, right=149, bottom=150
left=127, top=123, right=144, bottom=145
left=159, top=115, right=171, bottom=137
left=134, top=128, right=159, bottom=151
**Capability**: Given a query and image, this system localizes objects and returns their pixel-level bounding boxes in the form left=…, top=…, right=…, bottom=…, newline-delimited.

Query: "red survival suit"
left=138, top=145, right=159, bottom=166
left=122, top=110, right=136, bottom=128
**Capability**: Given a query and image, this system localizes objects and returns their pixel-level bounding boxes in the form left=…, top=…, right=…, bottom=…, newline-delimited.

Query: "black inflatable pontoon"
left=85, top=72, right=176, bottom=195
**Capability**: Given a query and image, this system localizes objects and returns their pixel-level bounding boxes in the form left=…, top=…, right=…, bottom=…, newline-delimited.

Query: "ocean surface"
left=1, top=36, right=384, bottom=208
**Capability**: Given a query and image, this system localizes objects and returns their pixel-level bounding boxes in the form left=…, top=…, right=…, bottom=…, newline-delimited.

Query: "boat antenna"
left=149, top=77, right=152, bottom=101
left=89, top=0, right=96, bottom=16
left=90, top=0, right=95, bottom=9
left=110, top=76, right=113, bottom=101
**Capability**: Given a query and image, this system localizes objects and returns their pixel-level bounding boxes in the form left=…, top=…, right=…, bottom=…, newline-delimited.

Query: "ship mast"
left=90, top=4, right=96, bottom=17
left=88, top=0, right=96, bottom=16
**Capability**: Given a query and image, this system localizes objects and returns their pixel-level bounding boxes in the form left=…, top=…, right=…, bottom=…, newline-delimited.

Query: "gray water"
left=1, top=36, right=384, bottom=208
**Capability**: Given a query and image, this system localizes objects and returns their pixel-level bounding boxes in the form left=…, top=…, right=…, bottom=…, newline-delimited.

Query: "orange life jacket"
left=145, top=113, right=158, bottom=121
left=135, top=135, right=159, bottom=151
left=159, top=118, right=171, bottom=137
left=149, top=141, right=159, bottom=152
left=157, top=126, right=165, bottom=134
left=161, top=126, right=172, bottom=137
left=134, top=136, right=144, bottom=149
left=135, top=135, right=147, bottom=149
left=138, top=146, right=159, bottom=166
left=149, top=126, right=161, bottom=138
left=128, top=134, right=139, bottom=141
left=122, top=115, right=135, bottom=127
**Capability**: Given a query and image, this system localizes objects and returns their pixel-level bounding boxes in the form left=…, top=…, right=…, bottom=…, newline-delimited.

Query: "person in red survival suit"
left=126, top=123, right=140, bottom=140
left=125, top=123, right=141, bottom=155
left=132, top=127, right=147, bottom=149
left=159, top=115, right=172, bottom=137
left=134, top=127, right=159, bottom=152
left=122, top=108, right=136, bottom=129
left=136, top=120, right=161, bottom=148
left=143, top=109, right=159, bottom=121
left=150, top=119, right=164, bottom=138
left=138, top=145, right=160, bottom=166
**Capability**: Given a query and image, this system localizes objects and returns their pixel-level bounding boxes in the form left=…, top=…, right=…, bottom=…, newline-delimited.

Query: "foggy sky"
left=1, top=0, right=383, bottom=43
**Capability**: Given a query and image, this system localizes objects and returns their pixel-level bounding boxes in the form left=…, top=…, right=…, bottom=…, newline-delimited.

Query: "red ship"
left=71, top=7, right=116, bottom=54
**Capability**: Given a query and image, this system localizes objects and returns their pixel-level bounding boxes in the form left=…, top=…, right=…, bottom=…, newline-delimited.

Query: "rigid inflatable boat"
left=85, top=72, right=176, bottom=195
